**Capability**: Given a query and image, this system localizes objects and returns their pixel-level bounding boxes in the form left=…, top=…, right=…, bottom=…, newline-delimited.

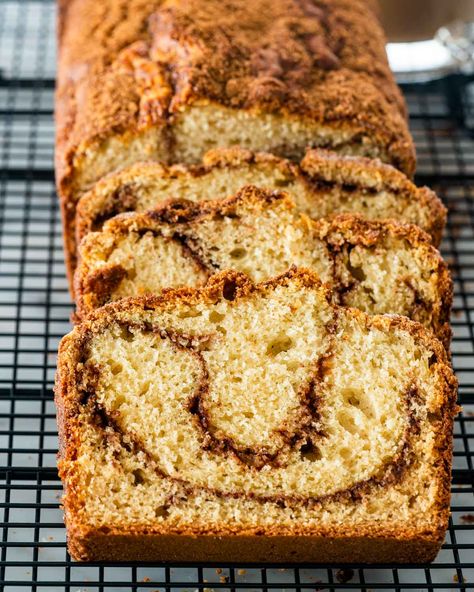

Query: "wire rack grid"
left=0, top=1, right=473, bottom=591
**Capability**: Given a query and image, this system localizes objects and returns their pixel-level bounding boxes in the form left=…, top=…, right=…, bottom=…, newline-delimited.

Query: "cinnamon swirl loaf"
left=70, top=148, right=444, bottom=287
left=74, top=186, right=452, bottom=349
left=56, top=269, right=457, bottom=563
left=56, top=0, right=416, bottom=283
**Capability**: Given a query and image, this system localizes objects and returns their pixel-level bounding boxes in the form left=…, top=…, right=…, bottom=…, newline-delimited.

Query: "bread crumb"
left=237, top=569, right=246, bottom=576
left=142, top=577, right=151, bottom=582
left=335, top=569, right=354, bottom=584
left=460, top=514, right=474, bottom=523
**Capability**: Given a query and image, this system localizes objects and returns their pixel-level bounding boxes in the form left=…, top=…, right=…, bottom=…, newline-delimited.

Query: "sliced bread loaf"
left=56, top=269, right=458, bottom=562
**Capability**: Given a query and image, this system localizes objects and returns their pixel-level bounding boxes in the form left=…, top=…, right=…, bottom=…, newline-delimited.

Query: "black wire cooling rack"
left=0, top=1, right=473, bottom=590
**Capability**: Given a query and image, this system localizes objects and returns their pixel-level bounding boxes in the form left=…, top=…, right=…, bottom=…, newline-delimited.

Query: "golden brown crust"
left=57, top=0, right=414, bottom=177
left=302, top=149, right=424, bottom=196
left=56, top=268, right=458, bottom=562
left=68, top=531, right=442, bottom=563
left=55, top=0, right=414, bottom=181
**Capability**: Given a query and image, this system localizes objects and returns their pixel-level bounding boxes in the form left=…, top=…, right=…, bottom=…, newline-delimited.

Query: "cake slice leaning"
left=74, top=186, right=452, bottom=349
left=55, top=268, right=458, bottom=563
left=68, top=148, right=446, bottom=288
left=76, top=148, right=445, bottom=250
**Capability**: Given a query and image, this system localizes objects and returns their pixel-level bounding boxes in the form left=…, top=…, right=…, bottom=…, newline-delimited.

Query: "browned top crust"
left=301, top=149, right=419, bottom=193
left=55, top=0, right=415, bottom=194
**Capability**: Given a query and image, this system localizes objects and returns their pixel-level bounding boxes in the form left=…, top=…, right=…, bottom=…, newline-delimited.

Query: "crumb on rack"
left=460, top=514, right=474, bottom=523
left=335, top=569, right=355, bottom=584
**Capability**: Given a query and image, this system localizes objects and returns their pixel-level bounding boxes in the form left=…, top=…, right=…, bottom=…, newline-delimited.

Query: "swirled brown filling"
left=74, top=288, right=425, bottom=504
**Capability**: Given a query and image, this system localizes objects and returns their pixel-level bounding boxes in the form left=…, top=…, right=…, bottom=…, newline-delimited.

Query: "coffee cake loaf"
left=56, top=0, right=416, bottom=282
left=75, top=186, right=452, bottom=348
left=70, top=148, right=444, bottom=286
left=55, top=269, right=457, bottom=562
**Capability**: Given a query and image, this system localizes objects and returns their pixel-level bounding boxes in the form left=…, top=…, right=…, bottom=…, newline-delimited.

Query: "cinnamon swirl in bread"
left=75, top=186, right=452, bottom=348
left=55, top=269, right=457, bottom=562
left=70, top=148, right=444, bottom=288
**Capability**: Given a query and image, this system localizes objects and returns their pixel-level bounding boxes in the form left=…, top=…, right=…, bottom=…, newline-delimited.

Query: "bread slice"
left=56, top=268, right=457, bottom=563
left=56, top=0, right=415, bottom=285
left=70, top=148, right=445, bottom=286
left=75, top=186, right=452, bottom=348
